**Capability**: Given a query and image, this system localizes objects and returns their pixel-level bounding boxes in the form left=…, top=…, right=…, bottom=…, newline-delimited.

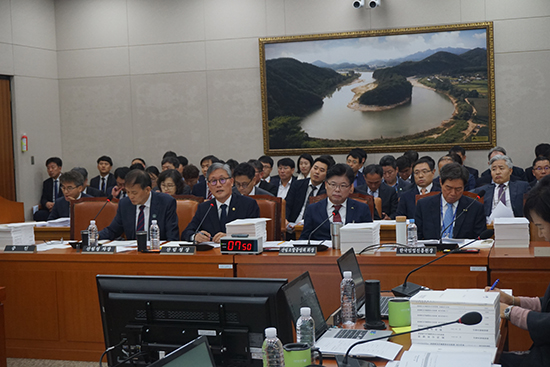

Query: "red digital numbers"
left=226, top=240, right=253, bottom=251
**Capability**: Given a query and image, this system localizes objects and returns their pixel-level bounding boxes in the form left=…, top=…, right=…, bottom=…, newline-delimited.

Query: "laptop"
left=148, top=336, right=216, bottom=367
left=337, top=248, right=392, bottom=318
left=282, top=271, right=392, bottom=356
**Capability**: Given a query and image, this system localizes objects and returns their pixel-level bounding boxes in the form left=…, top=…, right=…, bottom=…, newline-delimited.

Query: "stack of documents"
left=493, top=217, right=530, bottom=248
left=0, top=223, right=35, bottom=249
left=226, top=218, right=269, bottom=242
left=46, top=217, right=71, bottom=227
left=410, top=289, right=499, bottom=349
left=340, top=222, right=381, bottom=253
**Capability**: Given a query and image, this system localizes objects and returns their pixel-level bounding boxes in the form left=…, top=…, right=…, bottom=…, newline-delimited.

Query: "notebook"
left=337, top=248, right=392, bottom=318
left=282, top=271, right=392, bottom=356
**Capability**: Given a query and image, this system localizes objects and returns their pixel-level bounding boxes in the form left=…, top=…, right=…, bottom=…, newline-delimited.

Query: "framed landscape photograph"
left=259, top=22, right=496, bottom=155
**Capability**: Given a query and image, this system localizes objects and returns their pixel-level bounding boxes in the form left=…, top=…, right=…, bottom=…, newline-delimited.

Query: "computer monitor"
left=148, top=336, right=215, bottom=367
left=96, top=275, right=293, bottom=367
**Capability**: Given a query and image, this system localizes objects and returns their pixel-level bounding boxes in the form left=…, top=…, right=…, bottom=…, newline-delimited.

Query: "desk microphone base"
left=392, top=282, right=423, bottom=297
left=335, top=355, right=376, bottom=367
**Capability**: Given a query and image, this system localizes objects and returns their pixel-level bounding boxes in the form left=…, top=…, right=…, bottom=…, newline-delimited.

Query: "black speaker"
left=363, top=280, right=386, bottom=330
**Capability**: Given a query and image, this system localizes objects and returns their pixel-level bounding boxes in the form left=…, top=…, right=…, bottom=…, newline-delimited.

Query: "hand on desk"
left=485, top=287, right=515, bottom=305
left=212, top=232, right=227, bottom=243
left=195, top=231, right=226, bottom=243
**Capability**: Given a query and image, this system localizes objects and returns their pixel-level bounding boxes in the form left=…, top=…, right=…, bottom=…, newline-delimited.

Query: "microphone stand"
left=306, top=211, right=335, bottom=246
left=192, top=203, right=215, bottom=245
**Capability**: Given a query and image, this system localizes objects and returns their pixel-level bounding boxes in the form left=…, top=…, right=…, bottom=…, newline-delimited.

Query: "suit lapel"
left=430, top=194, right=442, bottom=235
left=346, top=199, right=356, bottom=224
left=453, top=196, right=469, bottom=237
left=484, top=184, right=495, bottom=217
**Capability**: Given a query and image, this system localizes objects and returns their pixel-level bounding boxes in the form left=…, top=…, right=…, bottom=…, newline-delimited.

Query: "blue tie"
left=54, top=179, right=59, bottom=200
left=220, top=204, right=228, bottom=232
left=442, top=203, right=454, bottom=238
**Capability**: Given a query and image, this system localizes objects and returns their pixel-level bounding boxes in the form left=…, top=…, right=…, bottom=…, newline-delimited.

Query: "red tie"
left=333, top=205, right=342, bottom=223
left=207, top=187, right=213, bottom=200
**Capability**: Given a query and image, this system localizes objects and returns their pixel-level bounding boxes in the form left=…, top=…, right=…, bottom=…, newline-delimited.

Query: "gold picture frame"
left=259, top=22, right=496, bottom=156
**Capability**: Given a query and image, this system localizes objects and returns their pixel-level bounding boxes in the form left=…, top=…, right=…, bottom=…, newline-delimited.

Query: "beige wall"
left=1, top=0, right=550, bottom=218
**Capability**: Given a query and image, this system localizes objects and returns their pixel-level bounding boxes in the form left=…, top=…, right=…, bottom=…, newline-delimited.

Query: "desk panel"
left=34, top=227, right=70, bottom=241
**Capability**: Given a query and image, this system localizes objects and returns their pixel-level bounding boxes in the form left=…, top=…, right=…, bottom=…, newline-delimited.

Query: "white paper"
left=317, top=339, right=402, bottom=360
left=36, top=242, right=72, bottom=251
left=399, top=350, right=493, bottom=367
left=488, top=201, right=514, bottom=224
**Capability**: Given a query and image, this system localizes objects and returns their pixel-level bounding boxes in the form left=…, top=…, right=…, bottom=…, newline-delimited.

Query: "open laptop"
left=148, top=336, right=216, bottom=367
left=282, top=271, right=392, bottom=356
left=337, top=248, right=392, bottom=318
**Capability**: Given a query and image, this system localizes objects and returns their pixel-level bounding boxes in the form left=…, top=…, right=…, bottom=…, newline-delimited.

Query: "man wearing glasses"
left=299, top=164, right=372, bottom=241
left=182, top=163, right=260, bottom=243
left=530, top=156, right=550, bottom=188
left=48, top=170, right=92, bottom=220
left=232, top=163, right=273, bottom=196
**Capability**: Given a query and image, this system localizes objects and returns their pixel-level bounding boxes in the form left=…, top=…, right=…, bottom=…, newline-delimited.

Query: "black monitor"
left=337, top=248, right=366, bottom=311
left=97, top=275, right=293, bottom=367
left=148, top=336, right=216, bottom=367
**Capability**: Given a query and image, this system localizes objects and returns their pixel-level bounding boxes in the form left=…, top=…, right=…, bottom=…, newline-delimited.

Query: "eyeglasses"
left=535, top=166, right=550, bottom=172
left=160, top=183, right=176, bottom=189
left=414, top=169, right=432, bottom=175
left=61, top=185, right=80, bottom=192
left=235, top=181, right=252, bottom=189
left=208, top=177, right=229, bottom=186
left=327, top=182, right=351, bottom=190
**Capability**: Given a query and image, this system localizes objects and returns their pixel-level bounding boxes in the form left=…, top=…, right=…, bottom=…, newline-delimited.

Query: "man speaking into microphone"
left=415, top=162, right=486, bottom=240
left=300, top=164, right=372, bottom=240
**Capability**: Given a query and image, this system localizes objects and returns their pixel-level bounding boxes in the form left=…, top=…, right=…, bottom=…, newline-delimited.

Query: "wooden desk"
left=34, top=226, right=70, bottom=241
left=0, top=287, right=6, bottom=367
left=0, top=248, right=233, bottom=361
left=234, top=248, right=491, bottom=318
left=489, top=241, right=550, bottom=351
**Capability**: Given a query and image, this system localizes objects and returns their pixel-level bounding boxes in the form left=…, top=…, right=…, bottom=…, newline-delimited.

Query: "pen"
left=490, top=279, right=499, bottom=290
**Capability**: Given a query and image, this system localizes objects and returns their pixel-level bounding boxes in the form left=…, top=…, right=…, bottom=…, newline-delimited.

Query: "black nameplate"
left=396, top=247, right=437, bottom=256
left=4, top=245, right=36, bottom=253
left=82, top=245, right=116, bottom=254
left=279, top=246, right=317, bottom=256
left=160, top=246, right=196, bottom=255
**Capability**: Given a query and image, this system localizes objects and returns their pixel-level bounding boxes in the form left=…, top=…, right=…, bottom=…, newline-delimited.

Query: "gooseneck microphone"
left=93, top=198, right=111, bottom=221
left=437, top=190, right=485, bottom=251
left=336, top=311, right=483, bottom=367
left=392, top=229, right=494, bottom=297
left=307, top=211, right=335, bottom=246
left=193, top=203, right=215, bottom=244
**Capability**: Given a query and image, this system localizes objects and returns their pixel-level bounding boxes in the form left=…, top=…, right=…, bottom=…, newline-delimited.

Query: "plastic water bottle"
left=340, top=271, right=357, bottom=325
left=407, top=219, right=418, bottom=247
left=88, top=220, right=98, bottom=246
left=262, top=327, right=285, bottom=367
left=150, top=220, right=160, bottom=250
left=296, top=307, right=315, bottom=347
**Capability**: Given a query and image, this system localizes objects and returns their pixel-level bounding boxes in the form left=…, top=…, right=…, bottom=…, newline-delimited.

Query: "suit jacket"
left=269, top=175, right=281, bottom=188
left=48, top=193, right=92, bottom=220
left=40, top=177, right=63, bottom=208
left=386, top=177, right=413, bottom=198
left=98, top=191, right=179, bottom=241
left=191, top=180, right=208, bottom=199
left=355, top=182, right=398, bottom=219
left=231, top=186, right=273, bottom=197
left=259, top=180, right=277, bottom=196
left=474, top=181, right=531, bottom=218
left=84, top=186, right=106, bottom=198
left=90, top=174, right=116, bottom=193
left=353, top=172, right=367, bottom=188
left=181, top=194, right=260, bottom=241
left=285, top=179, right=326, bottom=223
left=530, top=180, right=538, bottom=189
left=414, top=193, right=486, bottom=240
left=299, top=198, right=372, bottom=240
left=525, top=166, right=536, bottom=183
left=396, top=184, right=441, bottom=220
left=465, top=165, right=479, bottom=180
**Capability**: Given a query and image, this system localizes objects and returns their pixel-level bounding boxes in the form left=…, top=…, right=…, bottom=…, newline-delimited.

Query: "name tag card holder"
left=396, top=247, right=437, bottom=256
left=82, top=245, right=116, bottom=254
left=160, top=246, right=196, bottom=255
left=279, top=246, right=317, bottom=256
left=4, top=245, right=36, bottom=253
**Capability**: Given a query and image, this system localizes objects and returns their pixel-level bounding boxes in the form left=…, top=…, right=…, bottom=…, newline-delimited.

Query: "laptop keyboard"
left=334, top=329, right=367, bottom=339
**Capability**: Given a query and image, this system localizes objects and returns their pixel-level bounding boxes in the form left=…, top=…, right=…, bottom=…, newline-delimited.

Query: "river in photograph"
left=300, top=72, right=455, bottom=140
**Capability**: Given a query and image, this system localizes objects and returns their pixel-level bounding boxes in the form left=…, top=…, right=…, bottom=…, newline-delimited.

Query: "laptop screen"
left=148, top=336, right=216, bottom=367
left=337, top=248, right=365, bottom=309
left=282, top=272, right=328, bottom=341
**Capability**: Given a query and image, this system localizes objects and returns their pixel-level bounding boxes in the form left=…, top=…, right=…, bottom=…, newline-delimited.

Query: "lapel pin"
left=232, top=207, right=236, bottom=211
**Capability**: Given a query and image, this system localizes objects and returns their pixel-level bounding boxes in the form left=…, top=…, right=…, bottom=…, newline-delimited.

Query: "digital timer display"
left=220, top=236, right=263, bottom=254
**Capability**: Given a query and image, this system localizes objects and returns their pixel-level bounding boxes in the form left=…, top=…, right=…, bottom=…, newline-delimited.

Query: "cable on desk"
left=99, top=337, right=127, bottom=367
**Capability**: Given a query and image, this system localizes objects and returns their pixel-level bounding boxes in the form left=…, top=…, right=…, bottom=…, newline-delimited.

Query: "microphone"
left=307, top=211, right=335, bottom=246
left=94, top=198, right=111, bottom=221
left=336, top=311, right=483, bottom=367
left=437, top=190, right=485, bottom=251
left=193, top=203, right=215, bottom=244
left=392, top=229, right=494, bottom=297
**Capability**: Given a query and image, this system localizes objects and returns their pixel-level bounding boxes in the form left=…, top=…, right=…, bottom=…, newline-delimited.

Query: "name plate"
left=396, top=247, right=436, bottom=256
left=279, top=246, right=317, bottom=256
left=4, top=245, right=36, bottom=253
left=160, top=246, right=196, bottom=255
left=82, top=246, right=116, bottom=254
left=534, top=247, right=550, bottom=257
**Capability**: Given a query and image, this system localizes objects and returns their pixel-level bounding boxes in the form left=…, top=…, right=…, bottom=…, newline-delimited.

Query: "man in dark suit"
left=346, top=149, right=366, bottom=188
left=72, top=167, right=105, bottom=198
left=530, top=156, right=550, bottom=188
left=286, top=156, right=331, bottom=232
left=396, top=157, right=441, bottom=219
left=356, top=164, right=398, bottom=220
left=449, top=145, right=479, bottom=180
left=90, top=156, right=116, bottom=195
left=107, top=167, right=131, bottom=200
left=232, top=163, right=273, bottom=196
left=474, top=155, right=531, bottom=220
left=415, top=163, right=486, bottom=240
left=248, top=160, right=277, bottom=195
left=48, top=170, right=92, bottom=220
left=99, top=169, right=179, bottom=241
left=478, top=146, right=527, bottom=186
left=300, top=164, right=372, bottom=240
left=525, top=143, right=550, bottom=183
left=379, top=155, right=412, bottom=197
left=34, top=157, right=63, bottom=221
left=270, top=158, right=296, bottom=199
left=182, top=163, right=260, bottom=243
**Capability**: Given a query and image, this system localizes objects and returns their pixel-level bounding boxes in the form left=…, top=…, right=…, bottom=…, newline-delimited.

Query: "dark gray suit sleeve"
left=98, top=205, right=125, bottom=240
left=164, top=198, right=180, bottom=241
left=414, top=200, right=425, bottom=240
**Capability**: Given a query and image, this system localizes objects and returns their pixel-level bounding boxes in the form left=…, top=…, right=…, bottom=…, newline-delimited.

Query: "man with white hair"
left=477, top=146, right=527, bottom=187
left=474, top=155, right=531, bottom=220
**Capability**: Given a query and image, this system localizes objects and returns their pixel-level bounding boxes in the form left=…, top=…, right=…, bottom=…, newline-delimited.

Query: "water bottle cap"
left=90, top=220, right=96, bottom=224
left=300, top=307, right=311, bottom=317
left=409, top=219, right=415, bottom=224
left=343, top=271, right=352, bottom=279
left=265, top=327, right=277, bottom=338
left=152, top=220, right=157, bottom=224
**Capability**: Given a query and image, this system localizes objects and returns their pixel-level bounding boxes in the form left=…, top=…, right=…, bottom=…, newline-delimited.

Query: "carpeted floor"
left=7, top=359, right=97, bottom=367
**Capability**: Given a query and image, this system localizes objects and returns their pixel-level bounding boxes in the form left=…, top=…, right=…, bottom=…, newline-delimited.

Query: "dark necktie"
left=136, top=205, right=145, bottom=231
left=220, top=204, right=228, bottom=232
left=101, top=177, right=106, bottom=193
left=308, top=184, right=316, bottom=199
left=207, top=186, right=213, bottom=200
left=333, top=204, right=342, bottom=223
left=498, top=184, right=506, bottom=205
left=54, top=179, right=59, bottom=200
